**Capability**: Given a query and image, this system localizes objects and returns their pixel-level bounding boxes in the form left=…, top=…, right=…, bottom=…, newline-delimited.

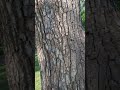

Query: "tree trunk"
left=0, top=0, right=35, bottom=90
left=86, top=0, right=120, bottom=90
left=36, top=0, right=85, bottom=90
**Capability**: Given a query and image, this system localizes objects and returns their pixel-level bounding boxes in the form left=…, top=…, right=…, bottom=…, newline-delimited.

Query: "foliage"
left=80, top=0, right=85, bottom=28
left=114, top=0, right=120, bottom=10
left=0, top=44, right=4, bottom=55
left=0, top=48, right=4, bottom=55
left=81, top=10, right=85, bottom=28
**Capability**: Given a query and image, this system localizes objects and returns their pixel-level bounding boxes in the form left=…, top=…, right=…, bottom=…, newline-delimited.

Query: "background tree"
left=0, top=0, right=35, bottom=90
left=36, top=0, right=85, bottom=90
left=86, top=0, right=120, bottom=90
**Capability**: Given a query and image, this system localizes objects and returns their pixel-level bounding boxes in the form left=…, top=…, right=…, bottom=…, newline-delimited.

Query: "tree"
left=0, top=0, right=35, bottom=90
left=36, top=0, right=85, bottom=90
left=86, top=0, right=120, bottom=90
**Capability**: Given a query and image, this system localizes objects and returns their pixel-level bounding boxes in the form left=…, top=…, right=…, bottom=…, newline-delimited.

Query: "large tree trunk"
left=36, top=0, right=85, bottom=90
left=86, top=0, right=120, bottom=90
left=0, top=0, right=35, bottom=90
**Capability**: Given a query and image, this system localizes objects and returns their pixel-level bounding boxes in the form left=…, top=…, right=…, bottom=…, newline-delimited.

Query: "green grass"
left=0, top=65, right=9, bottom=90
left=35, top=55, right=41, bottom=90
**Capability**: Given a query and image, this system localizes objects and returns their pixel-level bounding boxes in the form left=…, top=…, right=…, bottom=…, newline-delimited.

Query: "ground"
left=35, top=55, right=41, bottom=90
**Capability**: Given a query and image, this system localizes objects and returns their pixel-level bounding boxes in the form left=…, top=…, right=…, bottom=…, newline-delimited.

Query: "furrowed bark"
left=36, top=0, right=85, bottom=90
left=0, top=0, right=35, bottom=90
left=86, top=0, right=120, bottom=90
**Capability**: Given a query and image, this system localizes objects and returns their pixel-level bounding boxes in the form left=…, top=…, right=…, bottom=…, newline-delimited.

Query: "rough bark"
left=36, top=0, right=85, bottom=90
left=86, top=0, right=120, bottom=90
left=0, top=0, right=35, bottom=90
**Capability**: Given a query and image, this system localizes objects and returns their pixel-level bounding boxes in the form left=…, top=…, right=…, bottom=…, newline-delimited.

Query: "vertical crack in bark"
left=86, top=0, right=120, bottom=90
left=0, top=0, right=35, bottom=90
left=36, top=0, right=85, bottom=90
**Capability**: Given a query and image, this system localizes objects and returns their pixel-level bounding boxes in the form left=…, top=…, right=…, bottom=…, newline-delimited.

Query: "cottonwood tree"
left=36, top=0, right=85, bottom=90
left=0, top=0, right=35, bottom=90
left=86, top=0, right=120, bottom=90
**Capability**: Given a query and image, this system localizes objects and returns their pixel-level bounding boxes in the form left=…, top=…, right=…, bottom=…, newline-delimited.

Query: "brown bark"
left=86, top=0, right=120, bottom=90
left=36, top=0, right=85, bottom=90
left=0, top=0, right=35, bottom=90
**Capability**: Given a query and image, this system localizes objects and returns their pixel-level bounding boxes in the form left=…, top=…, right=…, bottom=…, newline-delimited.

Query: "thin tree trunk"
left=0, top=0, right=35, bottom=90
left=86, top=0, right=120, bottom=90
left=36, top=0, right=85, bottom=90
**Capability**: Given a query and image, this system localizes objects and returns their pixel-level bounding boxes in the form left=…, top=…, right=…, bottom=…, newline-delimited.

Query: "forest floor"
left=35, top=55, right=41, bottom=90
left=0, top=65, right=9, bottom=90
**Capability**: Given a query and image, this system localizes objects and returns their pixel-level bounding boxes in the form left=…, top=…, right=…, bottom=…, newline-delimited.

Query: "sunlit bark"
left=36, top=0, right=85, bottom=90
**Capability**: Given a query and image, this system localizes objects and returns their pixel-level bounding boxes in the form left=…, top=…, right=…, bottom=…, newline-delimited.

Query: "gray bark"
left=36, top=0, right=85, bottom=90
left=86, top=0, right=120, bottom=90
